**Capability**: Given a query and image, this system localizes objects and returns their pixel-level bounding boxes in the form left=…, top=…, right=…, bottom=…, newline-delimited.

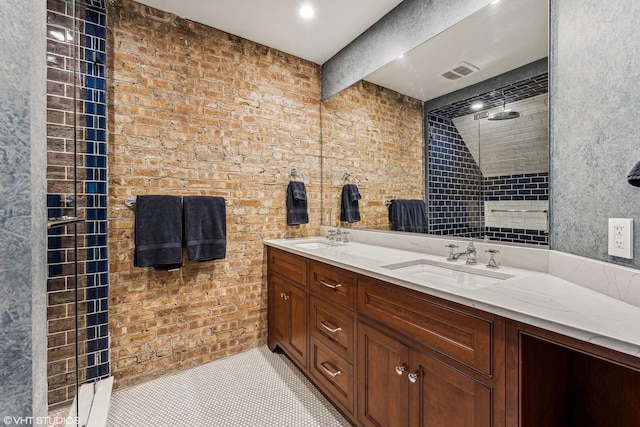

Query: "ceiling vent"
left=440, top=61, right=480, bottom=80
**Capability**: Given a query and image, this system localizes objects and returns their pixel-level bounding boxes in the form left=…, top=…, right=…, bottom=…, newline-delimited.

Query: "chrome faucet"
left=464, top=240, right=477, bottom=265
left=326, top=228, right=342, bottom=241
left=445, top=240, right=477, bottom=264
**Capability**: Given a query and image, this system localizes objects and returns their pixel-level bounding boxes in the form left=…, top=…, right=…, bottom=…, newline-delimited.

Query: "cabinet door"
left=409, top=350, right=491, bottom=427
left=358, top=322, right=409, bottom=427
left=272, top=276, right=307, bottom=368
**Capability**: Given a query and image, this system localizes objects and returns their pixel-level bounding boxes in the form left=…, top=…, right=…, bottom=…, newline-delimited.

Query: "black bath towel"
left=287, top=181, right=309, bottom=225
left=340, top=184, right=362, bottom=223
left=183, top=196, right=226, bottom=262
left=134, top=195, right=183, bottom=270
left=388, top=199, right=428, bottom=233
left=628, top=160, right=640, bottom=187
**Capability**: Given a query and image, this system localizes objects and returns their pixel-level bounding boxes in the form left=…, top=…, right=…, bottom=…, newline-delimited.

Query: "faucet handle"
left=485, top=249, right=500, bottom=269
left=445, top=244, right=458, bottom=261
left=341, top=231, right=350, bottom=243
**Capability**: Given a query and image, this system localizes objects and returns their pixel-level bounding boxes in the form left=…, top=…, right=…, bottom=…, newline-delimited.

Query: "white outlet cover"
left=608, top=218, right=633, bottom=259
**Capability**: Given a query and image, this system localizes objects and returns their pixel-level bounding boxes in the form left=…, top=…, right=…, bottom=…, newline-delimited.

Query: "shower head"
left=487, top=110, right=520, bottom=120
left=488, top=90, right=520, bottom=120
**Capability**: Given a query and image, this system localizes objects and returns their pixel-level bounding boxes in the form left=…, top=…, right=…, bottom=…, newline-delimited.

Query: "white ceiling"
left=133, top=0, right=404, bottom=65
left=364, top=0, right=549, bottom=101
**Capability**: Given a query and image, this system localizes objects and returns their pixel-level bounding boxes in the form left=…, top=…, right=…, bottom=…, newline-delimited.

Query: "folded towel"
left=183, top=196, right=226, bottom=262
left=287, top=181, right=309, bottom=225
left=628, top=160, right=640, bottom=187
left=340, top=184, right=362, bottom=223
left=388, top=199, right=428, bottom=233
left=134, top=195, right=183, bottom=270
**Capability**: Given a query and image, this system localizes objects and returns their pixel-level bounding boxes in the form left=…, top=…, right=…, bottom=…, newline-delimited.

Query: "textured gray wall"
left=321, top=0, right=492, bottom=99
left=550, top=0, right=640, bottom=268
left=0, top=0, right=48, bottom=418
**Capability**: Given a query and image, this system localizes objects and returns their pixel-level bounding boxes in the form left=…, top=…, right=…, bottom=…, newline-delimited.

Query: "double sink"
left=288, top=238, right=513, bottom=290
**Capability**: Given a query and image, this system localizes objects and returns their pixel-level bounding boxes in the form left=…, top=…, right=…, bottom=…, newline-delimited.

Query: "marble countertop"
left=264, top=236, right=640, bottom=358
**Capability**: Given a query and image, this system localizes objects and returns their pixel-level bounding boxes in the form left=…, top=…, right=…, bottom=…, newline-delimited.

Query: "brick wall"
left=321, top=81, right=424, bottom=230
left=107, top=0, right=321, bottom=388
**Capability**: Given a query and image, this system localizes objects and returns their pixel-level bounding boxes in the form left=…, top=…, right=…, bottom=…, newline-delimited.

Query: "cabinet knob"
left=280, top=292, right=289, bottom=300
left=395, top=364, right=407, bottom=375
left=408, top=372, right=419, bottom=383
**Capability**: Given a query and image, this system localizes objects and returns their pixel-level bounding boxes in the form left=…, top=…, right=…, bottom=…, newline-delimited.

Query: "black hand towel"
left=134, top=195, right=183, bottom=270
left=628, top=160, right=640, bottom=187
left=340, top=184, right=362, bottom=223
left=287, top=181, right=309, bottom=225
left=388, top=199, right=428, bottom=233
left=183, top=196, right=226, bottom=262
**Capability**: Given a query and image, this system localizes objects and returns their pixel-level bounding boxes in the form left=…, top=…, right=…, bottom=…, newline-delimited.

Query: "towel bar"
left=125, top=196, right=227, bottom=208
left=490, top=209, right=548, bottom=213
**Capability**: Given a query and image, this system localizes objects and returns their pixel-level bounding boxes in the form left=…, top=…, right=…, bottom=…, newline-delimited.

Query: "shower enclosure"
left=46, top=0, right=110, bottom=422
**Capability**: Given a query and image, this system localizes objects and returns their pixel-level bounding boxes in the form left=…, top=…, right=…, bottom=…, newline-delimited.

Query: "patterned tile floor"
left=107, top=346, right=352, bottom=427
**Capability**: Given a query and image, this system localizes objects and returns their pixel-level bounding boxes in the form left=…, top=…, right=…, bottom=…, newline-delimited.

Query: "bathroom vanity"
left=266, top=233, right=640, bottom=427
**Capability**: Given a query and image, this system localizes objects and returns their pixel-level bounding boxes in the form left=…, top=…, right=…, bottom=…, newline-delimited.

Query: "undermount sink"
left=381, top=258, right=513, bottom=290
left=290, top=239, right=336, bottom=250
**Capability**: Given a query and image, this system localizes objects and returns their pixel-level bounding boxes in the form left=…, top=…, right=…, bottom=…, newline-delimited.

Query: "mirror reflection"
left=427, top=74, right=549, bottom=245
left=320, top=0, right=549, bottom=246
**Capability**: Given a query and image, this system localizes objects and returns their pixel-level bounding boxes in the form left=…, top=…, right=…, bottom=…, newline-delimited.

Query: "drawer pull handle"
left=320, top=362, right=342, bottom=378
left=320, top=321, right=342, bottom=333
left=319, top=280, right=342, bottom=290
left=408, top=372, right=419, bottom=383
left=395, top=364, right=407, bottom=375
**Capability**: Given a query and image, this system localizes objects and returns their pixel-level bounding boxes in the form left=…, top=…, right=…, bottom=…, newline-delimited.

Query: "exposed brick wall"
left=107, top=0, right=321, bottom=388
left=321, top=81, right=424, bottom=230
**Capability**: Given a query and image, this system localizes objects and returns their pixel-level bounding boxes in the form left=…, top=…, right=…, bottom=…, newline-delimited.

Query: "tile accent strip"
left=83, top=0, right=109, bottom=382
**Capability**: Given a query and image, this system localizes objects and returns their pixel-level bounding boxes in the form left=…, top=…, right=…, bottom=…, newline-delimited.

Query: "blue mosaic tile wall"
left=484, top=173, right=549, bottom=202
left=484, top=227, right=548, bottom=245
left=483, top=172, right=549, bottom=245
left=427, top=114, right=484, bottom=238
left=84, top=0, right=109, bottom=381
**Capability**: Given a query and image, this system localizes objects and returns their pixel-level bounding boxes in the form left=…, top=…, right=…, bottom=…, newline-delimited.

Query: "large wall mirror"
left=320, top=0, right=549, bottom=246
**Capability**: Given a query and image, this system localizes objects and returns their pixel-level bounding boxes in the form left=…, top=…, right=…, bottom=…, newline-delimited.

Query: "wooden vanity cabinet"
left=506, top=321, right=640, bottom=427
left=308, top=262, right=357, bottom=416
left=357, top=277, right=502, bottom=427
left=358, top=323, right=492, bottom=427
left=267, top=248, right=308, bottom=369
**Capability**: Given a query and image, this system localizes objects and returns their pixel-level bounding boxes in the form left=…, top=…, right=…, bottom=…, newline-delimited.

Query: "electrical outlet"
left=608, top=218, right=633, bottom=259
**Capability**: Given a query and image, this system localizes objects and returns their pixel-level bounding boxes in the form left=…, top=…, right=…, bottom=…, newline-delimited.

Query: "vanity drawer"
left=310, top=262, right=356, bottom=309
left=358, top=278, right=494, bottom=375
left=268, top=248, right=308, bottom=286
left=310, top=337, right=355, bottom=414
left=310, top=296, right=354, bottom=361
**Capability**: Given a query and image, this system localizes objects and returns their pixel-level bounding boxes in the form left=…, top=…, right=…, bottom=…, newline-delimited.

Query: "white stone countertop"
left=264, top=234, right=640, bottom=359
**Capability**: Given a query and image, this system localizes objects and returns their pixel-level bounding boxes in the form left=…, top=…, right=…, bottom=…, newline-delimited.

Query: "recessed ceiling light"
left=471, top=102, right=484, bottom=110
left=299, top=5, right=314, bottom=18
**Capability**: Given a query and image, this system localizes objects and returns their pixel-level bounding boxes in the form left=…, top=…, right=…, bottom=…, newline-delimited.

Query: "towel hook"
left=342, top=172, right=352, bottom=182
